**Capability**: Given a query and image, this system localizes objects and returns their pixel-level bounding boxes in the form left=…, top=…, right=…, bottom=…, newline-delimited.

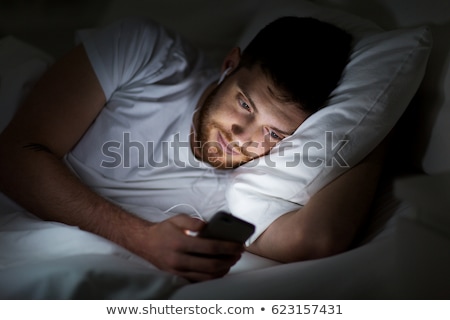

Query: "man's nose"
left=231, top=122, right=262, bottom=145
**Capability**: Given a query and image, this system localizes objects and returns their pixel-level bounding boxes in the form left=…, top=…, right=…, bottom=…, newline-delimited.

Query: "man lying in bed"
left=0, top=17, right=385, bottom=282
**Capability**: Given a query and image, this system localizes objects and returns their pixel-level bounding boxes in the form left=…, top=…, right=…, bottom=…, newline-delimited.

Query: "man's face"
left=192, top=65, right=309, bottom=169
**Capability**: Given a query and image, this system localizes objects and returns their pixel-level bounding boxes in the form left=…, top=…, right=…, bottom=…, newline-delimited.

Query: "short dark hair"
left=239, top=16, right=352, bottom=114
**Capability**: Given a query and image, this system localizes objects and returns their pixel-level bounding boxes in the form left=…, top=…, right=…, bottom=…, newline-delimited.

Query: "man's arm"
left=0, top=45, right=242, bottom=282
left=247, top=139, right=387, bottom=262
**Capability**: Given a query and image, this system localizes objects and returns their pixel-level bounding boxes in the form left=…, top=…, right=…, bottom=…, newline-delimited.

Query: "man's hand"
left=128, top=215, right=244, bottom=282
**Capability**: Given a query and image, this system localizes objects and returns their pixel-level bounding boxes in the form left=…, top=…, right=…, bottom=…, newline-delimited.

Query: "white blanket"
left=0, top=203, right=190, bottom=298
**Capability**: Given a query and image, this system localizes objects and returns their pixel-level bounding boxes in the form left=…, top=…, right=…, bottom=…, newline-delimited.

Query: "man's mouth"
left=217, top=132, right=240, bottom=156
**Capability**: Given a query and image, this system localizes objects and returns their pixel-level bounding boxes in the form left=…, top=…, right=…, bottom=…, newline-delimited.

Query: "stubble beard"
left=193, top=86, right=250, bottom=169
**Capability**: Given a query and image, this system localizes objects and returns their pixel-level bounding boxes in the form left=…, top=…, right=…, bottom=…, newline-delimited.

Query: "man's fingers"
left=169, top=251, right=242, bottom=282
left=184, top=236, right=244, bottom=257
left=143, top=214, right=244, bottom=282
left=169, top=214, right=206, bottom=232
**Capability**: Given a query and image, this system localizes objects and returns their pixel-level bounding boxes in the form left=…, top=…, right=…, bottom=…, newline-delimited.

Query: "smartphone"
left=197, top=211, right=255, bottom=244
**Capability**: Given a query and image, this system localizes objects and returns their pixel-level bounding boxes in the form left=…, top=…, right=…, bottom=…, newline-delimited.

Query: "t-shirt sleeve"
left=76, top=18, right=176, bottom=100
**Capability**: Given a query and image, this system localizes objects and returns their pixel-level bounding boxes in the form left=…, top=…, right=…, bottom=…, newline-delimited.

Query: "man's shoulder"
left=101, top=16, right=180, bottom=43
left=107, top=16, right=202, bottom=67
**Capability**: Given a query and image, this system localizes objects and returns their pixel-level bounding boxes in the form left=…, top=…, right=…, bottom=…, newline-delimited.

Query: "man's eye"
left=270, top=131, right=282, bottom=140
left=239, top=99, right=250, bottom=111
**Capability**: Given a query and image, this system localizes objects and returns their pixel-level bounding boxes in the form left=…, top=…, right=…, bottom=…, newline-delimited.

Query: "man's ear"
left=221, top=47, right=241, bottom=73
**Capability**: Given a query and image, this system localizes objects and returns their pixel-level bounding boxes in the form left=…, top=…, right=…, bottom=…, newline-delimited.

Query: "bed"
left=0, top=0, right=449, bottom=299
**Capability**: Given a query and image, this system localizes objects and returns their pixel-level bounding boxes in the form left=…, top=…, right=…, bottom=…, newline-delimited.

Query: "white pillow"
left=225, top=0, right=432, bottom=245
left=0, top=36, right=53, bottom=133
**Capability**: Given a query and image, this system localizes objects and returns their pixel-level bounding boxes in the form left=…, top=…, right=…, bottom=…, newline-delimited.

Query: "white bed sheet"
left=0, top=207, right=188, bottom=299
left=0, top=177, right=407, bottom=299
left=0, top=204, right=280, bottom=299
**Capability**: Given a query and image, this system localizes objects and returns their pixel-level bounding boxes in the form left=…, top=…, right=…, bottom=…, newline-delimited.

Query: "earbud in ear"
left=217, top=67, right=233, bottom=85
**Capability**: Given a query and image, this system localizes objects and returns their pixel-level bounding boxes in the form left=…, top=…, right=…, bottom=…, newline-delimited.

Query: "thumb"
left=170, top=214, right=206, bottom=232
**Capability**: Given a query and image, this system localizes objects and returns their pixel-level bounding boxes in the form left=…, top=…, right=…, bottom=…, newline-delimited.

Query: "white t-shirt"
left=65, top=18, right=229, bottom=222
